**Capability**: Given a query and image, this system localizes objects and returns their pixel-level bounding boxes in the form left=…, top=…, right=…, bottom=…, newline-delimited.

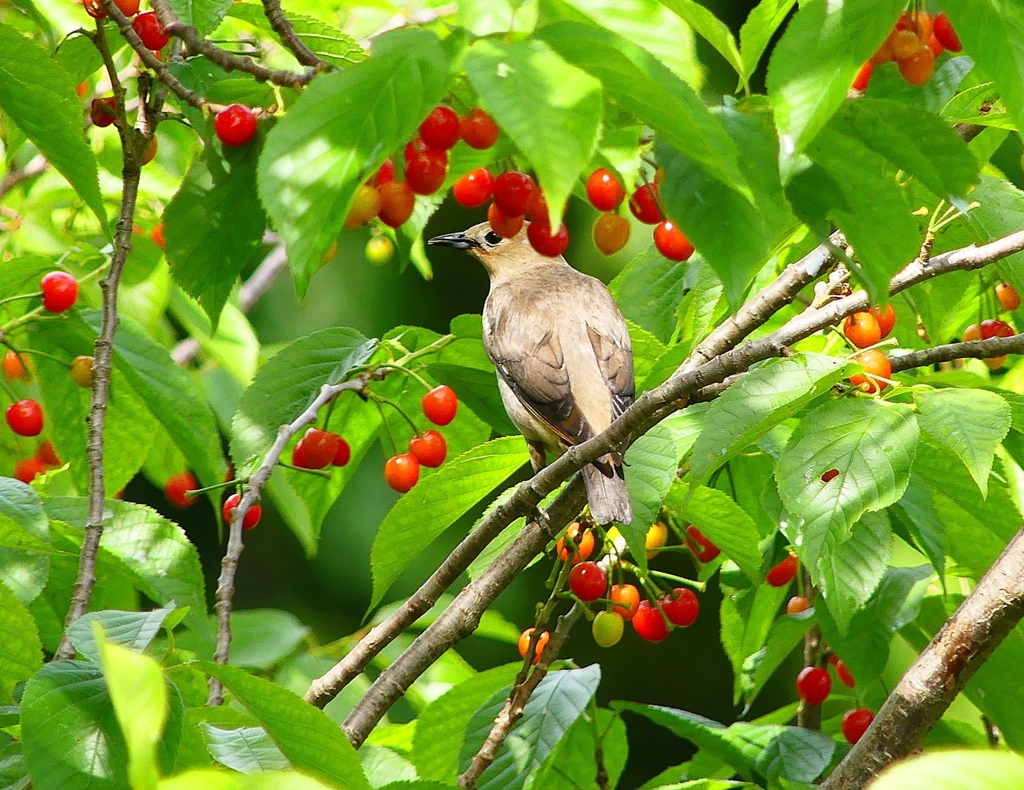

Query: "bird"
left=428, top=221, right=635, bottom=525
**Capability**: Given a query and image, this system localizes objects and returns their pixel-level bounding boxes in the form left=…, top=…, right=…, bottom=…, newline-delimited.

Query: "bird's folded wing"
left=586, top=321, right=635, bottom=420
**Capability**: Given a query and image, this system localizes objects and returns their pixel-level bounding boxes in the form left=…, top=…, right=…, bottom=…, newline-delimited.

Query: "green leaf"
left=0, top=579, right=42, bottom=702
left=656, top=0, right=743, bottom=84
left=459, top=666, right=601, bottom=790
left=0, top=25, right=105, bottom=226
left=45, top=498, right=207, bottom=620
left=169, top=290, right=260, bottom=386
left=230, top=327, right=375, bottom=468
left=537, top=0, right=703, bottom=88
left=667, top=484, right=762, bottom=583
left=536, top=21, right=746, bottom=194
left=969, top=175, right=1024, bottom=286
left=741, top=610, right=814, bottom=707
left=66, top=605, right=177, bottom=663
left=621, top=424, right=678, bottom=573
left=159, top=769, right=337, bottom=790
left=165, top=147, right=267, bottom=327
left=0, top=477, right=49, bottom=552
left=609, top=247, right=689, bottom=345
left=200, top=662, right=369, bottom=790
left=817, top=510, right=890, bottom=636
left=426, top=333, right=518, bottom=436
left=868, top=750, right=1024, bottom=790
left=830, top=99, right=979, bottom=198
left=891, top=474, right=947, bottom=578
left=766, top=0, right=904, bottom=177
left=917, top=389, right=1010, bottom=497
left=53, top=33, right=103, bottom=85
left=776, top=398, right=918, bottom=569
left=96, top=631, right=168, bottom=790
left=942, top=1, right=1024, bottom=139
left=82, top=311, right=227, bottom=493
left=167, top=0, right=233, bottom=37
left=800, top=128, right=921, bottom=304
left=258, top=28, right=447, bottom=296
left=227, top=609, right=310, bottom=669
left=739, top=0, right=797, bottom=84
left=465, top=38, right=601, bottom=228
left=532, top=708, right=629, bottom=790
left=689, top=354, right=852, bottom=491
left=360, top=745, right=417, bottom=788
left=226, top=3, right=366, bottom=68
left=369, top=436, right=530, bottom=612
left=202, top=725, right=289, bottom=773
left=22, top=660, right=130, bottom=790
left=612, top=703, right=834, bottom=784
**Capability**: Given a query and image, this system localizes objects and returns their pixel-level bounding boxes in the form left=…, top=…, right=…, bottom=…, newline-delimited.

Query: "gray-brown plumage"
left=428, top=221, right=634, bottom=524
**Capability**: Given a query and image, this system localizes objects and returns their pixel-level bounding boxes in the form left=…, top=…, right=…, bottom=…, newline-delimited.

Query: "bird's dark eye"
left=484, top=231, right=502, bottom=246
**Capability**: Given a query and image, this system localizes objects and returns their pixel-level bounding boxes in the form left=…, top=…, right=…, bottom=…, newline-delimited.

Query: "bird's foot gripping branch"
left=6, top=1, right=1024, bottom=790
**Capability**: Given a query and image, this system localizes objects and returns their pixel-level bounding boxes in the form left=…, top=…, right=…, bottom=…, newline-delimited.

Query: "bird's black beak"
left=427, top=231, right=481, bottom=250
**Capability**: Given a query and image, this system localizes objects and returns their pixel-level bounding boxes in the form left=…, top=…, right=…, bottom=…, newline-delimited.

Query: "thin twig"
left=0, top=155, right=47, bottom=204
left=54, top=20, right=146, bottom=660
left=152, top=0, right=315, bottom=88
left=336, top=228, right=1024, bottom=742
left=821, top=526, right=1024, bottom=790
left=259, top=0, right=326, bottom=69
left=207, top=374, right=369, bottom=705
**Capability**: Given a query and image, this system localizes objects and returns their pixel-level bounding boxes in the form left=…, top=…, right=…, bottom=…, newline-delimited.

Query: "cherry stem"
left=186, top=478, right=243, bottom=497
left=9, top=347, right=73, bottom=368
left=373, top=398, right=399, bottom=456
left=0, top=291, right=42, bottom=309
left=367, top=391, right=420, bottom=435
left=376, top=362, right=432, bottom=391
left=277, top=460, right=332, bottom=478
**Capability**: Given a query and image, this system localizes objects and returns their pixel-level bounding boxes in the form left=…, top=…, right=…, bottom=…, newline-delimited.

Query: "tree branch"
left=54, top=20, right=147, bottom=660
left=822, top=526, right=1024, bottom=790
left=208, top=374, right=370, bottom=705
left=326, top=229, right=1024, bottom=736
left=0, top=155, right=47, bottom=204
left=152, top=0, right=316, bottom=88
left=259, top=0, right=326, bottom=69
left=889, top=333, right=1024, bottom=372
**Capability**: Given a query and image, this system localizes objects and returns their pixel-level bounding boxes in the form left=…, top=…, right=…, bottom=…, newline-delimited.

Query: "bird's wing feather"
left=485, top=289, right=593, bottom=446
left=583, top=279, right=636, bottom=420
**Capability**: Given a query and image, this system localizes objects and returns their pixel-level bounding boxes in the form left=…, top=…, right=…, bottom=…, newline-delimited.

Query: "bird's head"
left=428, top=221, right=555, bottom=281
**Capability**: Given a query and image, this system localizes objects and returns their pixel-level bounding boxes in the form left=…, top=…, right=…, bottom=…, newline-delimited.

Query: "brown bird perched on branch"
left=429, top=221, right=634, bottom=524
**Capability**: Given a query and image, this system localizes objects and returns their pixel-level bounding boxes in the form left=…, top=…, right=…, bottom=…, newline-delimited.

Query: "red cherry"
left=422, top=385, right=457, bottom=426
left=653, top=220, right=694, bottom=262
left=406, top=150, right=448, bottom=195
left=852, top=61, right=873, bottom=91
left=527, top=221, right=569, bottom=258
left=796, top=666, right=832, bottom=705
left=222, top=493, right=261, bottom=530
left=40, top=272, right=78, bottom=313
left=586, top=169, right=625, bottom=211
left=525, top=187, right=548, bottom=222
left=842, top=708, right=874, bottom=744
left=151, top=222, right=165, bottom=250
left=344, top=184, right=381, bottom=228
left=2, top=351, right=27, bottom=381
left=214, top=105, right=257, bottom=147
left=292, top=427, right=339, bottom=470
left=164, top=471, right=198, bottom=509
left=610, top=583, right=640, bottom=620
left=898, top=46, right=935, bottom=87
left=870, top=304, right=897, bottom=338
left=460, top=109, right=499, bottom=150
left=787, top=596, right=810, bottom=614
left=980, top=318, right=1015, bottom=339
left=593, top=214, right=631, bottom=255
left=518, top=628, right=549, bottom=664
left=90, top=96, right=117, bottom=128
left=487, top=203, right=524, bottom=239
left=378, top=182, right=416, bottom=228
left=926, top=33, right=943, bottom=58
left=493, top=172, right=535, bottom=217
left=14, top=457, right=47, bottom=484
left=384, top=453, right=420, bottom=493
left=766, top=555, right=798, bottom=587
left=373, top=159, right=395, bottom=187
left=849, top=349, right=891, bottom=393
left=556, top=523, right=595, bottom=563
left=933, top=13, right=962, bottom=53
left=632, top=600, right=670, bottom=642
left=332, top=437, right=351, bottom=467
left=629, top=184, right=662, bottom=224
left=6, top=399, right=43, bottom=437
left=661, top=588, right=699, bottom=627
left=84, top=0, right=139, bottom=19
left=836, top=659, right=855, bottom=688
left=452, top=168, right=494, bottom=208
left=568, top=561, right=607, bottom=602
left=132, top=12, right=169, bottom=50
left=419, top=106, right=460, bottom=151
left=409, top=430, right=446, bottom=468
left=36, top=440, right=61, bottom=467
left=685, top=525, right=720, bottom=563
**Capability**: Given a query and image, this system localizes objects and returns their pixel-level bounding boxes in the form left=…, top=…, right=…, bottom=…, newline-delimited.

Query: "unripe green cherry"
left=592, top=610, right=624, bottom=648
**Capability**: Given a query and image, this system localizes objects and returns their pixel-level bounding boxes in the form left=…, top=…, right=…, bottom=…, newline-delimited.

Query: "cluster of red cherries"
left=842, top=302, right=896, bottom=393
left=797, top=654, right=875, bottom=745
left=852, top=9, right=962, bottom=91
left=4, top=272, right=82, bottom=483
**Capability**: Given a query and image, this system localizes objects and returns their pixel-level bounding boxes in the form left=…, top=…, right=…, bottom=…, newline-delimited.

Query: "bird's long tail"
left=583, top=457, right=632, bottom=525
